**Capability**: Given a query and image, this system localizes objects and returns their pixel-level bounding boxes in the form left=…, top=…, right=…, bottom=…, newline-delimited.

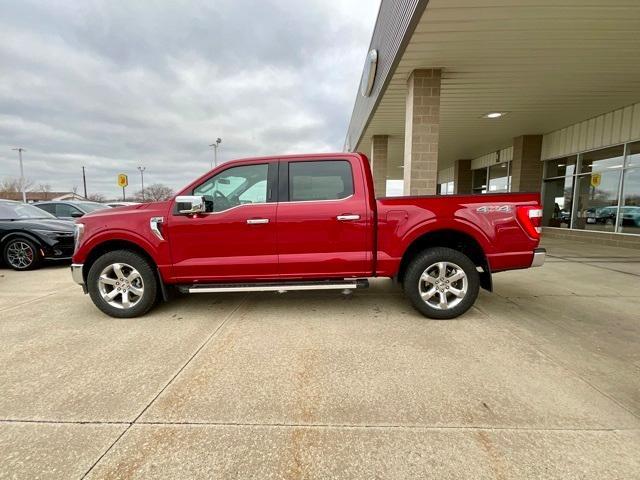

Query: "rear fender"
left=398, top=220, right=493, bottom=291
left=401, top=218, right=493, bottom=255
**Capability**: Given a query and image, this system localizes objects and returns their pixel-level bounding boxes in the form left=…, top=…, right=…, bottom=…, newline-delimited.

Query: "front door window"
left=194, top=164, right=268, bottom=212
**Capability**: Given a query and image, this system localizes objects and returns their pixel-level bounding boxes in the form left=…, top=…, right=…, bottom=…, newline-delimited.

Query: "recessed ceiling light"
left=482, top=112, right=507, bottom=119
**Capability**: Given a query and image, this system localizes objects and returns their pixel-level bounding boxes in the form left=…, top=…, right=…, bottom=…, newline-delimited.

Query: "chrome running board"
left=180, top=279, right=369, bottom=294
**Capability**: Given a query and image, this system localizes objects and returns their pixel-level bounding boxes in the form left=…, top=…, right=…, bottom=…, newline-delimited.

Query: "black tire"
left=3, top=237, right=41, bottom=271
left=87, top=249, right=158, bottom=318
left=403, top=247, right=479, bottom=320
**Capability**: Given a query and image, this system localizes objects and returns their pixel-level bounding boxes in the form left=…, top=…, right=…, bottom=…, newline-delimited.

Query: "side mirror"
left=71, top=212, right=84, bottom=218
left=176, top=195, right=212, bottom=215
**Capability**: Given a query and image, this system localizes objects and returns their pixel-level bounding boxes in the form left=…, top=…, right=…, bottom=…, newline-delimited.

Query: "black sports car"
left=0, top=200, right=75, bottom=270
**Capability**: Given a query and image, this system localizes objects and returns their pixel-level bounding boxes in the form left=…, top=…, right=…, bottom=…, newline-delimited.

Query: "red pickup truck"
left=71, top=153, right=545, bottom=319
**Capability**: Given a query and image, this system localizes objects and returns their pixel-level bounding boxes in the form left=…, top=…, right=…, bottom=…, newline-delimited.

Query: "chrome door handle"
left=336, top=214, right=360, bottom=221
left=246, top=218, right=270, bottom=224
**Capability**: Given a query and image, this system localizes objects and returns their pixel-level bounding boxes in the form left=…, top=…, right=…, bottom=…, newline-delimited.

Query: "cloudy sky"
left=0, top=0, right=378, bottom=198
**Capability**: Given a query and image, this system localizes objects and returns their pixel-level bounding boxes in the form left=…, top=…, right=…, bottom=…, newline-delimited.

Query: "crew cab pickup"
left=71, top=153, right=545, bottom=319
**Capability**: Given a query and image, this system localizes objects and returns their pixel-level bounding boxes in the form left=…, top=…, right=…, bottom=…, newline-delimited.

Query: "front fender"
left=75, top=228, right=168, bottom=268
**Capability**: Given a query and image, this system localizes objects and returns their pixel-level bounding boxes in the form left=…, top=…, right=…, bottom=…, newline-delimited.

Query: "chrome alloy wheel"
left=418, top=261, right=468, bottom=310
left=7, top=241, right=35, bottom=269
left=98, top=263, right=144, bottom=309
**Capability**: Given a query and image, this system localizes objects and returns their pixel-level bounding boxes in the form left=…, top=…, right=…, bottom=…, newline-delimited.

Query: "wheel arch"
left=82, top=239, right=158, bottom=284
left=396, top=229, right=492, bottom=291
left=1, top=232, right=45, bottom=262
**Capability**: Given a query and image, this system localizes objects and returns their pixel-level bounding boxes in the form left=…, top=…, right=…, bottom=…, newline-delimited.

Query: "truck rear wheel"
left=87, top=250, right=158, bottom=318
left=404, top=247, right=479, bottom=320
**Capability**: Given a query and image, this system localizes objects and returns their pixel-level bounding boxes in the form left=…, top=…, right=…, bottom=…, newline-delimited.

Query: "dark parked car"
left=34, top=201, right=110, bottom=221
left=585, top=206, right=617, bottom=225
left=0, top=200, right=75, bottom=270
left=622, top=206, right=640, bottom=227
left=559, top=210, right=571, bottom=223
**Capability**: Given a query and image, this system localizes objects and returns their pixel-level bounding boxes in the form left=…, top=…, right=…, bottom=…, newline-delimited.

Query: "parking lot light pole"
left=12, top=148, right=27, bottom=203
left=137, top=166, right=146, bottom=201
left=209, top=138, right=222, bottom=169
left=82, top=166, right=87, bottom=198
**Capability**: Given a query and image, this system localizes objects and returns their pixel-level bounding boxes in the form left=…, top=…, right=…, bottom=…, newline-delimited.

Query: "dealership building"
left=346, top=0, right=640, bottom=247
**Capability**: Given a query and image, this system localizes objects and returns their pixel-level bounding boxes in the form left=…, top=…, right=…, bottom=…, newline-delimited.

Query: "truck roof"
left=217, top=151, right=363, bottom=166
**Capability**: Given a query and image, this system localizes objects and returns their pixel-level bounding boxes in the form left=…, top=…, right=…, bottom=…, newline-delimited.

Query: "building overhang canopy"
left=347, top=0, right=640, bottom=170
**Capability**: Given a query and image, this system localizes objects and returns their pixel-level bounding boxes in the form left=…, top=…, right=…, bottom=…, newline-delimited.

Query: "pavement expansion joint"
left=546, top=254, right=640, bottom=277
left=0, top=419, right=130, bottom=425
left=476, top=297, right=640, bottom=424
left=2, top=418, right=638, bottom=433
left=78, top=295, right=249, bottom=479
left=0, top=292, right=57, bottom=313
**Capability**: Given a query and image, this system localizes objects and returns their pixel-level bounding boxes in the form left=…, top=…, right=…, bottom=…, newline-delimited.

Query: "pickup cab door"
left=167, top=161, right=279, bottom=282
left=276, top=157, right=372, bottom=278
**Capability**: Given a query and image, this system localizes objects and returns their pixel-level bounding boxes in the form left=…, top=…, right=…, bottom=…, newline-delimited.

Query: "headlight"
left=32, top=229, right=74, bottom=238
left=73, top=223, right=85, bottom=251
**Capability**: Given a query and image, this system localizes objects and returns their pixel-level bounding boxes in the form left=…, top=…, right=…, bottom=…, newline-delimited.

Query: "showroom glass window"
left=488, top=162, right=510, bottom=192
left=472, top=169, right=488, bottom=193
left=542, top=156, right=576, bottom=228
left=438, top=181, right=454, bottom=195
left=573, top=145, right=624, bottom=232
left=620, top=141, right=640, bottom=234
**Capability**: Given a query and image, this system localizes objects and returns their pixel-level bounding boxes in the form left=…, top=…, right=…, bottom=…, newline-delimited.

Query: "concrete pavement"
left=1, top=237, right=639, bottom=479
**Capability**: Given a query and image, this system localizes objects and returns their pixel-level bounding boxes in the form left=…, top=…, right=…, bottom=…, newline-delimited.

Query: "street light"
left=82, top=166, right=87, bottom=198
left=209, top=138, right=222, bottom=169
left=11, top=148, right=26, bottom=203
left=137, top=166, right=146, bottom=202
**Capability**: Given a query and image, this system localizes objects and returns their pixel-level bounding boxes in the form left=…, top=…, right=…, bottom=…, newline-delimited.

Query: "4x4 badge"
left=477, top=205, right=512, bottom=213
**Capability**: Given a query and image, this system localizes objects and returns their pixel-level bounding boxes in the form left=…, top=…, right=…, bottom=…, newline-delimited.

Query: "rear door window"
left=37, top=204, right=56, bottom=214
left=55, top=204, right=81, bottom=217
left=288, top=161, right=354, bottom=201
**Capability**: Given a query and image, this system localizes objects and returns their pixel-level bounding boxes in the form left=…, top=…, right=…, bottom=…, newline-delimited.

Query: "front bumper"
left=531, top=248, right=546, bottom=267
left=71, top=263, right=85, bottom=285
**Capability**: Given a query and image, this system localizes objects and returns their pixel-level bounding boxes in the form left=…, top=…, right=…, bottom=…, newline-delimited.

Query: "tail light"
left=516, top=206, right=543, bottom=239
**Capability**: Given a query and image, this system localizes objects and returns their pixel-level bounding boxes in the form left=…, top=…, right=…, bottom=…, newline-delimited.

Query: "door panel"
left=168, top=204, right=278, bottom=281
left=168, top=162, right=278, bottom=282
left=276, top=159, right=370, bottom=278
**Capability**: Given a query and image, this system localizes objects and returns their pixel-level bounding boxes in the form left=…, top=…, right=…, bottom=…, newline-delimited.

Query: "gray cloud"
left=0, top=0, right=377, bottom=198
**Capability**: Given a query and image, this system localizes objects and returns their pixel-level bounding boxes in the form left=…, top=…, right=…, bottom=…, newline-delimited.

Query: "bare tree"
left=87, top=193, right=106, bottom=202
left=0, top=177, right=34, bottom=193
left=134, top=183, right=174, bottom=202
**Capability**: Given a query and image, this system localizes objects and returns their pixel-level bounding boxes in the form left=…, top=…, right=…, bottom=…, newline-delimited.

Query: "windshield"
left=0, top=202, right=56, bottom=220
left=77, top=202, right=110, bottom=212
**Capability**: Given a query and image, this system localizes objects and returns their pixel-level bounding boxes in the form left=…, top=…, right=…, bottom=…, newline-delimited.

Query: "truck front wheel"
left=87, top=250, right=158, bottom=318
left=404, top=247, right=479, bottom=320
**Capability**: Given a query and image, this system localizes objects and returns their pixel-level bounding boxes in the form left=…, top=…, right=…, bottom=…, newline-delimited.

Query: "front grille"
left=49, top=236, right=75, bottom=258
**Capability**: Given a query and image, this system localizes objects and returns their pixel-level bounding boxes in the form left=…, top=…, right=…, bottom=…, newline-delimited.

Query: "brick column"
left=403, top=69, right=441, bottom=195
left=370, top=135, right=388, bottom=197
left=511, top=135, right=543, bottom=192
left=454, top=159, right=472, bottom=194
